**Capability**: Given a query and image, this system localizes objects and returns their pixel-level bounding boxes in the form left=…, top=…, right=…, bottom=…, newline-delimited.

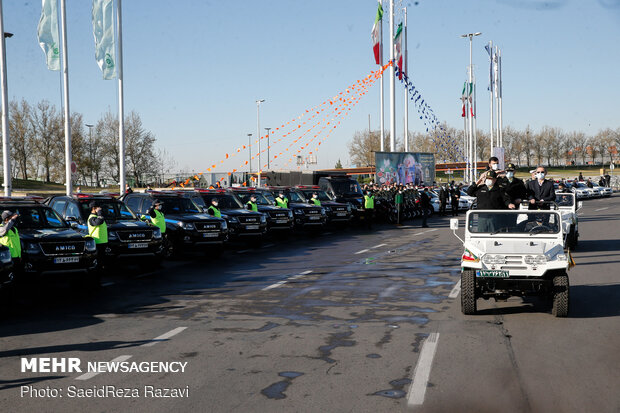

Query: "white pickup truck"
left=451, top=209, right=570, bottom=317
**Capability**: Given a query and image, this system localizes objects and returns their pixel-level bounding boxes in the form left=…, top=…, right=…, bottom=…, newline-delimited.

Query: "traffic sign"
left=71, top=161, right=77, bottom=174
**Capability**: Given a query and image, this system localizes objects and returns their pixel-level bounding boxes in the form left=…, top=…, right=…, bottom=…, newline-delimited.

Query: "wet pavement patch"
left=411, top=332, right=429, bottom=353
left=260, top=371, right=305, bottom=400
left=318, top=331, right=356, bottom=363
left=366, top=353, right=382, bottom=359
left=371, top=389, right=406, bottom=399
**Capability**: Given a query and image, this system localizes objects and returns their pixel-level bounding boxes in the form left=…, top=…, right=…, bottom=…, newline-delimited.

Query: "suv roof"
left=0, top=196, right=45, bottom=205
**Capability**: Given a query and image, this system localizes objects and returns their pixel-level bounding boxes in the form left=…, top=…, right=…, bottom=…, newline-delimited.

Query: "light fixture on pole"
left=247, top=133, right=253, bottom=174
left=256, top=99, right=265, bottom=187
left=86, top=124, right=94, bottom=186
left=461, top=32, right=481, bottom=183
left=265, top=127, right=271, bottom=169
left=0, top=2, right=12, bottom=196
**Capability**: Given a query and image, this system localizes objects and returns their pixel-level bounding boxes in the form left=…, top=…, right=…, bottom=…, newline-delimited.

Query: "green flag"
left=92, top=0, right=116, bottom=79
left=37, top=0, right=60, bottom=71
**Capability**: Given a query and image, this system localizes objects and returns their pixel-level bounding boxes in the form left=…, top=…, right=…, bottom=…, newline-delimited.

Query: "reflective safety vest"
left=364, top=195, right=375, bottom=209
left=275, top=197, right=288, bottom=208
left=152, top=209, right=166, bottom=234
left=0, top=227, right=21, bottom=258
left=88, top=214, right=108, bottom=244
left=208, top=205, right=221, bottom=218
left=246, top=201, right=258, bottom=212
left=311, top=198, right=321, bottom=206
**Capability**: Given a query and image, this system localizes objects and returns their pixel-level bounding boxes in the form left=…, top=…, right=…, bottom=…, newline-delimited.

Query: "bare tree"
left=347, top=130, right=383, bottom=167
left=31, top=100, right=61, bottom=182
left=9, top=99, right=34, bottom=179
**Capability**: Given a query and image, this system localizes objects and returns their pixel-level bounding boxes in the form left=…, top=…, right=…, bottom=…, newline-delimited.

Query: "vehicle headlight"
left=288, top=210, right=294, bottom=219
left=108, top=231, right=118, bottom=241
left=177, top=221, right=195, bottom=230
left=260, top=214, right=267, bottom=224
left=320, top=208, right=326, bottom=215
left=0, top=248, right=11, bottom=263
left=220, top=220, right=228, bottom=230
left=555, top=254, right=567, bottom=261
left=482, top=254, right=506, bottom=265
left=152, top=228, right=162, bottom=239
left=346, top=204, right=352, bottom=212
left=25, top=242, right=41, bottom=254
left=524, top=255, right=547, bottom=265
left=85, top=238, right=97, bottom=252
left=324, top=206, right=332, bottom=213
left=228, top=217, right=238, bottom=223
left=294, top=209, right=304, bottom=215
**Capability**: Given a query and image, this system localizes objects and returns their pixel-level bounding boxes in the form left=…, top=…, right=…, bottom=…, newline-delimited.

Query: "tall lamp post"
left=0, top=0, right=13, bottom=196
left=247, top=133, right=253, bottom=174
left=461, top=32, right=481, bottom=183
left=256, top=99, right=265, bottom=187
left=86, top=123, right=94, bottom=186
left=265, top=127, right=271, bottom=169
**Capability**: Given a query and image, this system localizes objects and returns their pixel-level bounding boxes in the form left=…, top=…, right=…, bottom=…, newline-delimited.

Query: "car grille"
left=238, top=216, right=259, bottom=224
left=305, top=209, right=320, bottom=215
left=40, top=241, right=85, bottom=256
left=195, top=222, right=220, bottom=232
left=117, top=230, right=153, bottom=242
left=333, top=207, right=347, bottom=212
left=269, top=211, right=288, bottom=218
left=499, top=255, right=527, bottom=270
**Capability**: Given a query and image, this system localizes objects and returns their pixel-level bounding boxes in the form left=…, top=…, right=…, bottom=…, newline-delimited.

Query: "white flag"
left=37, top=0, right=60, bottom=71
left=92, top=0, right=116, bottom=79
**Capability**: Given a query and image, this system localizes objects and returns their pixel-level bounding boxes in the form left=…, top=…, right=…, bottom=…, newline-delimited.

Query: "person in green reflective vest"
left=142, top=199, right=166, bottom=234
left=309, top=192, right=321, bottom=206
left=88, top=202, right=108, bottom=269
left=275, top=192, right=289, bottom=208
left=363, top=191, right=375, bottom=229
left=207, top=198, right=221, bottom=217
left=0, top=210, right=21, bottom=266
left=246, top=195, right=258, bottom=212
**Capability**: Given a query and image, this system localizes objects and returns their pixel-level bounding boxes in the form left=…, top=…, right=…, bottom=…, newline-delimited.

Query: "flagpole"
left=494, top=45, right=500, bottom=149
left=473, top=75, right=478, bottom=179
left=462, top=32, right=481, bottom=182
left=498, top=48, right=503, bottom=148
left=117, top=0, right=126, bottom=193
left=0, top=0, right=11, bottom=196
left=488, top=40, right=494, bottom=158
left=379, top=0, right=385, bottom=152
left=60, top=0, right=72, bottom=196
left=463, top=97, right=467, bottom=182
left=403, top=7, right=408, bottom=152
left=389, top=0, right=395, bottom=152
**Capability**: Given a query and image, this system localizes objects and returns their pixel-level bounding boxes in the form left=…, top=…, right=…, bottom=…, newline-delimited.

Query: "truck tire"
left=461, top=269, right=477, bottom=315
left=552, top=272, right=569, bottom=317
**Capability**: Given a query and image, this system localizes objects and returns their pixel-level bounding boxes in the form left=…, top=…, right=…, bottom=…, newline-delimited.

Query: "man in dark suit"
left=467, top=170, right=514, bottom=232
left=527, top=166, right=556, bottom=210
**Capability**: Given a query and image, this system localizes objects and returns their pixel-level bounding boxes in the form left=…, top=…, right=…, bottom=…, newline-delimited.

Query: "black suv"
left=47, top=194, right=165, bottom=264
left=296, top=185, right=353, bottom=225
left=318, top=176, right=365, bottom=219
left=265, top=187, right=327, bottom=230
left=121, top=191, right=228, bottom=255
left=229, top=187, right=294, bottom=232
left=183, top=189, right=268, bottom=241
left=0, top=245, right=14, bottom=305
left=0, top=198, right=97, bottom=279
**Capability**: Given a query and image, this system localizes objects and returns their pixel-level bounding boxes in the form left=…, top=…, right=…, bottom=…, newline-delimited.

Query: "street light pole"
left=265, top=127, right=271, bottom=170
left=247, top=133, right=252, bottom=174
left=86, top=123, right=94, bottom=186
left=256, top=99, right=265, bottom=187
left=461, top=32, right=481, bottom=183
left=0, top=1, right=12, bottom=196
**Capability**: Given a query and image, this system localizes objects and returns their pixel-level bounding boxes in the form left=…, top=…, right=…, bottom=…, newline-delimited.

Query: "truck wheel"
left=552, top=272, right=569, bottom=317
left=461, top=269, right=477, bottom=315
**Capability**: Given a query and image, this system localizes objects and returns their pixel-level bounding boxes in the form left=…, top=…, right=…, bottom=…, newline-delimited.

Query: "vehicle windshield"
left=80, top=200, right=138, bottom=222
left=199, top=193, right=244, bottom=209
left=12, top=206, right=68, bottom=229
left=468, top=211, right=561, bottom=234
left=159, top=197, right=201, bottom=214
left=300, top=190, right=333, bottom=201
left=329, top=180, right=363, bottom=196
left=555, top=194, right=574, bottom=207
left=238, top=193, right=272, bottom=206
left=262, top=191, right=276, bottom=203
left=575, top=182, right=588, bottom=189
left=287, top=190, right=307, bottom=203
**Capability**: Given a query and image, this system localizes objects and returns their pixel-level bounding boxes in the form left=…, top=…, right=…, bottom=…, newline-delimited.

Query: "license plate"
left=336, top=212, right=347, bottom=217
left=276, top=219, right=288, bottom=224
left=476, top=270, right=509, bottom=278
left=246, top=225, right=259, bottom=230
left=54, top=257, right=80, bottom=264
left=203, top=232, right=219, bottom=238
left=309, top=216, right=320, bottom=220
left=128, top=243, right=148, bottom=249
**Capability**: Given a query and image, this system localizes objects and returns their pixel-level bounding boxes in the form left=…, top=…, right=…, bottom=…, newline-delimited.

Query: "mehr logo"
left=105, top=53, right=115, bottom=68
left=22, top=358, right=82, bottom=373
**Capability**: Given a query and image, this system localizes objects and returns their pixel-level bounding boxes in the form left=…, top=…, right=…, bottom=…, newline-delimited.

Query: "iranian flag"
left=461, top=81, right=473, bottom=117
left=371, top=1, right=383, bottom=65
left=394, top=23, right=403, bottom=79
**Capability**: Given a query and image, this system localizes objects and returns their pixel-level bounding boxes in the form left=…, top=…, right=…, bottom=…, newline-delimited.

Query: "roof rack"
left=74, top=192, right=118, bottom=199
left=296, top=185, right=320, bottom=189
left=0, top=196, right=45, bottom=204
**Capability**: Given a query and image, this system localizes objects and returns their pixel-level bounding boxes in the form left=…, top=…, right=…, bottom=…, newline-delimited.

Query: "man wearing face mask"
left=207, top=198, right=222, bottom=217
left=527, top=166, right=556, bottom=210
left=467, top=170, right=514, bottom=210
left=502, top=163, right=527, bottom=208
left=485, top=156, right=502, bottom=174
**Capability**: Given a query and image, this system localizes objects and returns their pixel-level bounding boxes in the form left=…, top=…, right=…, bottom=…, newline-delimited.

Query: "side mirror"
left=450, top=218, right=459, bottom=230
left=577, top=201, right=583, bottom=210
left=70, top=222, right=79, bottom=229
left=66, top=216, right=77, bottom=222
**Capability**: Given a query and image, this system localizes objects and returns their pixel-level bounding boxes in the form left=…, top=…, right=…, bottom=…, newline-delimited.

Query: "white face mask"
left=213, top=203, right=218, bottom=207
left=485, top=179, right=494, bottom=187
left=536, top=172, right=545, bottom=180
left=506, top=171, right=514, bottom=179
left=491, top=164, right=499, bottom=170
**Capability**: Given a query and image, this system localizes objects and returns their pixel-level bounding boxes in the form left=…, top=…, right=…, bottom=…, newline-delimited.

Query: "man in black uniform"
left=557, top=182, right=571, bottom=193
left=449, top=183, right=460, bottom=216
left=467, top=170, right=514, bottom=232
left=527, top=166, right=556, bottom=210
left=419, top=187, right=431, bottom=228
left=438, top=184, right=449, bottom=216
left=501, top=163, right=527, bottom=208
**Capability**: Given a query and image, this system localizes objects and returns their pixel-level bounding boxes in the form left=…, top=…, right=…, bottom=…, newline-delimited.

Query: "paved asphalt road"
left=0, top=196, right=618, bottom=413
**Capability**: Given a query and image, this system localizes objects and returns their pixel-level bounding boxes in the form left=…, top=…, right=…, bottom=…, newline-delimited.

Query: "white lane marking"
left=261, top=243, right=276, bottom=249
left=594, top=207, right=609, bottom=212
left=141, top=327, right=188, bottom=347
left=372, top=243, right=387, bottom=249
left=379, top=284, right=400, bottom=298
left=75, top=355, right=132, bottom=381
left=101, top=282, right=115, bottom=287
left=262, top=271, right=312, bottom=290
left=237, top=249, right=252, bottom=254
left=448, top=280, right=461, bottom=298
left=414, top=228, right=439, bottom=236
left=355, top=249, right=370, bottom=255
left=407, top=332, right=440, bottom=406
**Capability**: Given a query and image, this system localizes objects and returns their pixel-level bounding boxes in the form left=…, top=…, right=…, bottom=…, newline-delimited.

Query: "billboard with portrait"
left=375, top=152, right=435, bottom=186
